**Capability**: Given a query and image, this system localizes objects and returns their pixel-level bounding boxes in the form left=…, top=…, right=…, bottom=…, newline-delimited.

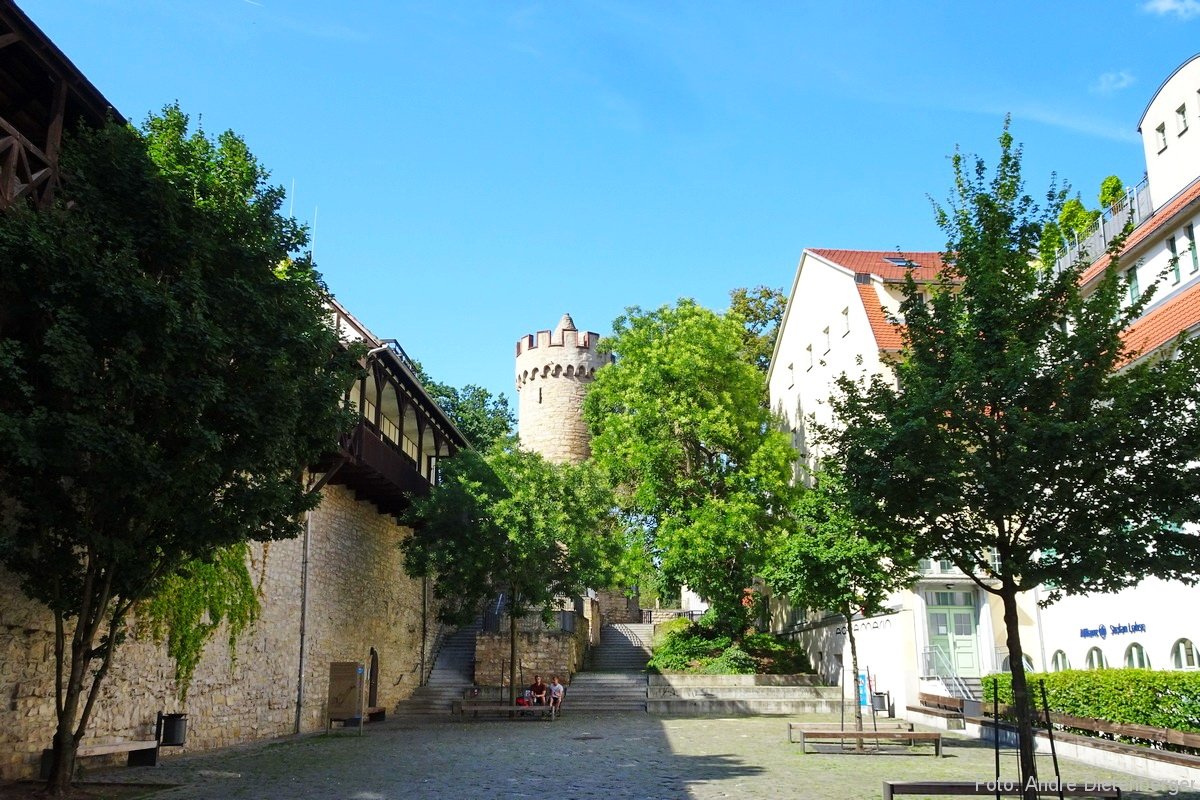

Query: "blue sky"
left=20, top=0, right=1200, bottom=402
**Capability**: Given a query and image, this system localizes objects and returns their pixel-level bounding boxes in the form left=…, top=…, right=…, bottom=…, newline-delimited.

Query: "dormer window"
left=1157, top=123, right=1168, bottom=152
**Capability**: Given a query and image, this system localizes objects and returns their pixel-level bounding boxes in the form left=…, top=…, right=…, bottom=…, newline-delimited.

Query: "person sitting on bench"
left=529, top=675, right=548, bottom=705
left=549, top=676, right=564, bottom=713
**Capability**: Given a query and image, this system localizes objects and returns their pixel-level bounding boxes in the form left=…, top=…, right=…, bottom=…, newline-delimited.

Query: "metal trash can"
left=160, top=713, right=187, bottom=747
left=871, top=692, right=889, bottom=712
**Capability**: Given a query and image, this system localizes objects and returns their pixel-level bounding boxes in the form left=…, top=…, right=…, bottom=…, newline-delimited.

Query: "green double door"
left=926, top=590, right=980, bottom=678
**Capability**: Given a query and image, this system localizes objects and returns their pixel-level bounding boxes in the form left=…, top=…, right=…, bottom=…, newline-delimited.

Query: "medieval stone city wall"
left=0, top=484, right=436, bottom=779
left=474, top=629, right=586, bottom=688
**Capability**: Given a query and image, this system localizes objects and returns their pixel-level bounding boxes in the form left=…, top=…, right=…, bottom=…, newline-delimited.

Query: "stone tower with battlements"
left=514, top=313, right=608, bottom=465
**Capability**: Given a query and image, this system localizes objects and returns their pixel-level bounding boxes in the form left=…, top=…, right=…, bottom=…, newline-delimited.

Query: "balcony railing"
left=327, top=420, right=431, bottom=516
left=1053, top=177, right=1153, bottom=273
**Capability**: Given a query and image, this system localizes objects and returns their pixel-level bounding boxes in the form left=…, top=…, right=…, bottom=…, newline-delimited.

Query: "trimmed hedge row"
left=983, top=669, right=1200, bottom=732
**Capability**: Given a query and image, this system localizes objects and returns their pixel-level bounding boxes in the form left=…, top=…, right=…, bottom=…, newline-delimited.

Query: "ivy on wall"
left=140, top=543, right=261, bottom=698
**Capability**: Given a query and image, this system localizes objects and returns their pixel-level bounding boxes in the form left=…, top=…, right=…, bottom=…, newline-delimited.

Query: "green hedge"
left=982, top=669, right=1200, bottom=732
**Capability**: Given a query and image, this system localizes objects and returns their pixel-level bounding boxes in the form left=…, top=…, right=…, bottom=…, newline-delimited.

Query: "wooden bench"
left=366, top=705, right=386, bottom=722
left=40, top=740, right=159, bottom=778
left=882, top=780, right=1121, bottom=798
left=455, top=701, right=556, bottom=720
left=790, top=728, right=942, bottom=756
left=787, top=721, right=913, bottom=742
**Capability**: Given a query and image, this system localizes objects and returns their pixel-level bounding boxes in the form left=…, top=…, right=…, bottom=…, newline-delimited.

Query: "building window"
left=822, top=326, right=831, bottom=354
left=1157, top=123, right=1168, bottom=152
left=1172, top=638, right=1197, bottom=670
left=1169, top=236, right=1180, bottom=284
left=1125, top=642, right=1150, bottom=669
left=538, top=387, right=542, bottom=404
left=787, top=362, right=794, bottom=388
left=1001, top=653, right=1034, bottom=672
left=1127, top=267, right=1140, bottom=303
left=919, top=558, right=932, bottom=573
left=1187, top=224, right=1199, bottom=273
left=841, top=307, right=850, bottom=336
left=1085, top=647, right=1107, bottom=670
left=806, top=344, right=813, bottom=370
left=1178, top=104, right=1189, bottom=135
left=1051, top=650, right=1070, bottom=672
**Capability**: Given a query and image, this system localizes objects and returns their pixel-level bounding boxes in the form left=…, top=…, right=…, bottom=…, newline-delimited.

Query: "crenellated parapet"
left=514, top=313, right=608, bottom=465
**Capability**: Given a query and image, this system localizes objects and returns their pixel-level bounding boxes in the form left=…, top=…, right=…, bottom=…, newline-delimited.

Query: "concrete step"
left=648, top=698, right=841, bottom=714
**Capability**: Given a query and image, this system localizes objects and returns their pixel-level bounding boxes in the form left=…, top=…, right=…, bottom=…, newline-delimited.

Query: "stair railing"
left=922, top=644, right=977, bottom=700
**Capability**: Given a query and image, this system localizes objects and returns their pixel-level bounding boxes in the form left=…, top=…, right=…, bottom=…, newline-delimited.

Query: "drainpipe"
left=294, top=511, right=312, bottom=734
left=420, top=577, right=428, bottom=687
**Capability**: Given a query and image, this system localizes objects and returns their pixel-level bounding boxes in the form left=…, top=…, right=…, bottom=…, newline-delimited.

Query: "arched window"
left=1051, top=650, right=1070, bottom=672
left=1000, top=653, right=1035, bottom=671
left=1171, top=638, right=1197, bottom=670
left=1085, top=647, right=1107, bottom=670
left=1125, top=642, right=1150, bottom=669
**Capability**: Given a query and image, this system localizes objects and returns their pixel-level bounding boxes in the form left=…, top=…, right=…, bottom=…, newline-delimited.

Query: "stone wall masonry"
left=595, top=589, right=640, bottom=625
left=0, top=484, right=438, bottom=779
left=474, top=628, right=585, bottom=688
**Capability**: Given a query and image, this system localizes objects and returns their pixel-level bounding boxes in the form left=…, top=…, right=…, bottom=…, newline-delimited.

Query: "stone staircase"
left=565, top=623, right=654, bottom=712
left=587, top=622, right=654, bottom=671
left=394, top=620, right=479, bottom=716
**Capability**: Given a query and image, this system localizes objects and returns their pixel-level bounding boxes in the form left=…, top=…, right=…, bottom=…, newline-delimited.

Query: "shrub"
left=647, top=619, right=813, bottom=674
left=983, top=669, right=1200, bottom=732
left=701, top=645, right=757, bottom=674
left=741, top=632, right=812, bottom=674
left=647, top=622, right=731, bottom=672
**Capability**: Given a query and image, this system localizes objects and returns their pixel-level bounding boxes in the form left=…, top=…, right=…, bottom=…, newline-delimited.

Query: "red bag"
left=515, top=697, right=530, bottom=706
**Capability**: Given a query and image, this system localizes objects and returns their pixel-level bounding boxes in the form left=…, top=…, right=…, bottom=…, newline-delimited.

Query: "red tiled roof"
left=1081, top=178, right=1200, bottom=288
left=810, top=249, right=948, bottom=282
left=856, top=284, right=905, bottom=351
left=1121, top=281, right=1200, bottom=362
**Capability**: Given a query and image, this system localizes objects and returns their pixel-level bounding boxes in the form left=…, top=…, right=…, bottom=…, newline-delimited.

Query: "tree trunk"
left=508, top=602, right=518, bottom=707
left=845, top=607, right=864, bottom=750
left=1000, top=586, right=1038, bottom=799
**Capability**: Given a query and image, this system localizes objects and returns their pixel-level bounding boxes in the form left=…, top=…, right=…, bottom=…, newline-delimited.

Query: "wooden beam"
left=39, top=77, right=68, bottom=207
left=0, top=32, right=20, bottom=49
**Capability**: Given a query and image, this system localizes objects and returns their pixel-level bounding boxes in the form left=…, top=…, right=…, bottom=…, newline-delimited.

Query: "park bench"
left=789, top=727, right=942, bottom=756
left=40, top=740, right=159, bottom=778
left=454, top=700, right=556, bottom=720
left=882, top=780, right=1121, bottom=798
left=787, top=721, right=913, bottom=742
left=906, top=692, right=965, bottom=720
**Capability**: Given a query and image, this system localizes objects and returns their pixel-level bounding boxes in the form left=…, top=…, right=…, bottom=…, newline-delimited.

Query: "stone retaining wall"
left=474, top=628, right=585, bottom=688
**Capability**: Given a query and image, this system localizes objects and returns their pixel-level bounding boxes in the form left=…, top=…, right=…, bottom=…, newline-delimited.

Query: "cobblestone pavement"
left=87, top=714, right=1200, bottom=800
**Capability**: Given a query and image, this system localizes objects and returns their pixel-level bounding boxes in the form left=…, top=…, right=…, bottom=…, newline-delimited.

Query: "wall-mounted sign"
left=1079, top=622, right=1147, bottom=639
left=834, top=618, right=893, bottom=637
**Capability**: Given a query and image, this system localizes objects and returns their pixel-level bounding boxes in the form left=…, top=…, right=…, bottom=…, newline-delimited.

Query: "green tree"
left=728, top=285, right=787, bottom=373
left=402, top=440, right=617, bottom=702
left=411, top=361, right=515, bottom=450
left=0, top=109, right=359, bottom=793
left=583, top=300, right=797, bottom=637
left=763, top=472, right=919, bottom=739
left=825, top=126, right=1200, bottom=793
left=1099, top=174, right=1125, bottom=211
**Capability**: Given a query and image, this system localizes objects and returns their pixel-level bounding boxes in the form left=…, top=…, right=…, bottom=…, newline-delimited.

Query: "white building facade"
left=1035, top=53, right=1200, bottom=677
left=767, top=54, right=1200, bottom=710
left=766, top=250, right=1040, bottom=711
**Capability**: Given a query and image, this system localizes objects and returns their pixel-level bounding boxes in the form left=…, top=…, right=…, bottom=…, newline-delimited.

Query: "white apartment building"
left=766, top=54, right=1200, bottom=708
left=767, top=249, right=1040, bottom=711
left=1036, top=53, right=1200, bottom=676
